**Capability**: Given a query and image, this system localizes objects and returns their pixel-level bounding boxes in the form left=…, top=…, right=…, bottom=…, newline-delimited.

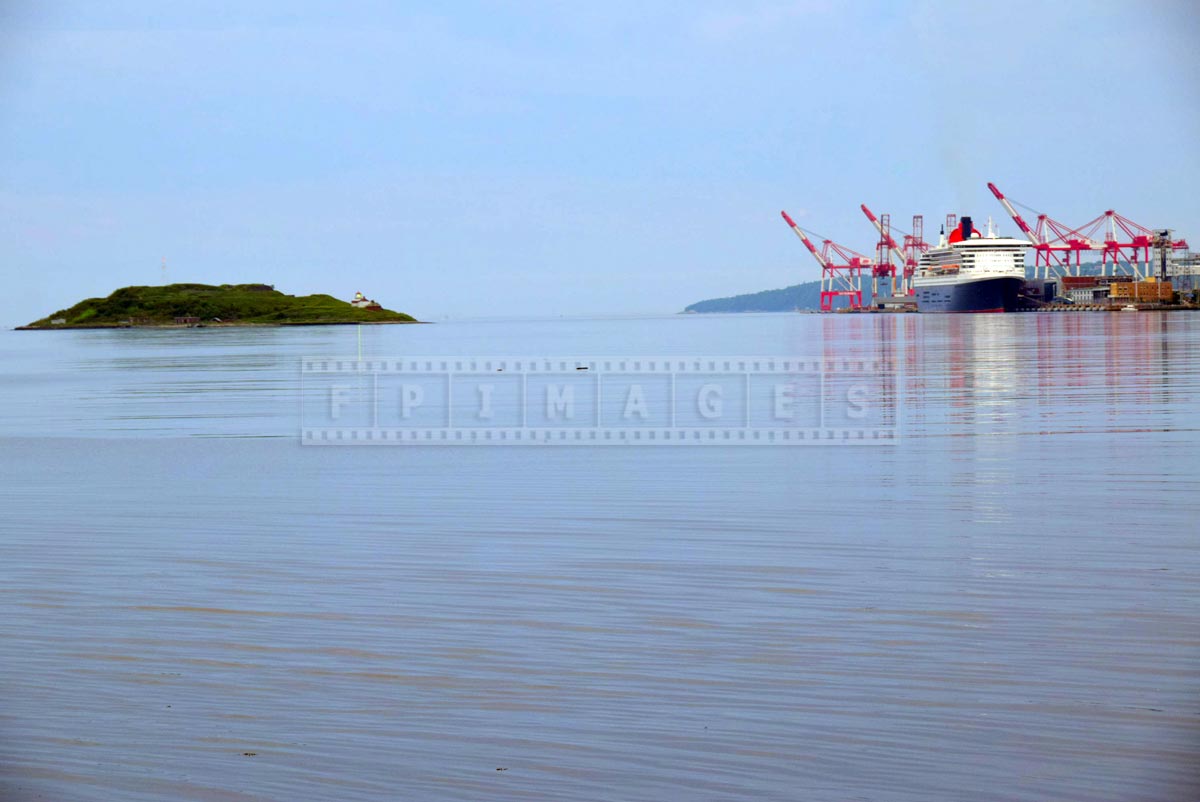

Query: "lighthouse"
left=350, top=291, right=382, bottom=311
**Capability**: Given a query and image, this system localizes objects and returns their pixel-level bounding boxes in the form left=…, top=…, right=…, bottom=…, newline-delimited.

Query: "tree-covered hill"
left=683, top=280, right=866, bottom=313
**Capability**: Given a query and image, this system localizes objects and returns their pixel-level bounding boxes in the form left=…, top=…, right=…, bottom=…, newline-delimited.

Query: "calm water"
left=1, top=313, right=1198, bottom=801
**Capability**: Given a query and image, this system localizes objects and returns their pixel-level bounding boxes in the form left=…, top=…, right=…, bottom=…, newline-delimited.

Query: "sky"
left=1, top=0, right=1198, bottom=325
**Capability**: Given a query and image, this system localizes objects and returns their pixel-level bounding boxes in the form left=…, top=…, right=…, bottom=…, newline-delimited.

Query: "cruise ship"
left=913, top=216, right=1027, bottom=312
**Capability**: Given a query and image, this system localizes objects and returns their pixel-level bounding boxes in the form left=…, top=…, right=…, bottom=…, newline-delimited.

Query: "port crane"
left=987, top=182, right=1043, bottom=251
left=780, top=210, right=870, bottom=311
left=902, top=215, right=929, bottom=289
left=987, top=182, right=1085, bottom=277
left=986, top=182, right=1191, bottom=279
left=860, top=204, right=919, bottom=296
left=890, top=215, right=929, bottom=295
left=1065, top=209, right=1189, bottom=279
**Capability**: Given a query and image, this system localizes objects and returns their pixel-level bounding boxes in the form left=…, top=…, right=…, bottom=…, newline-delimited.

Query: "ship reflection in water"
left=0, top=312, right=1197, bottom=802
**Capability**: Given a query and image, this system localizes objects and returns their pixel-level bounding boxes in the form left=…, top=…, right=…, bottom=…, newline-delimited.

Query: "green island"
left=18, top=283, right=419, bottom=329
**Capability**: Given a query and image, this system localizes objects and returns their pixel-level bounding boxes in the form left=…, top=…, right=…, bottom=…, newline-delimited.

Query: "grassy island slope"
left=20, top=284, right=418, bottom=328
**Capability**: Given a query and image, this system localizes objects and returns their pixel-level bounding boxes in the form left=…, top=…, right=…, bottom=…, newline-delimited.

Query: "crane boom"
left=859, top=204, right=907, bottom=267
left=987, top=182, right=1040, bottom=246
left=780, top=210, right=829, bottom=268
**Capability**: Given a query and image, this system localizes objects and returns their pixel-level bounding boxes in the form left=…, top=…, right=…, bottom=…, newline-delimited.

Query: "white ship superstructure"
left=913, top=216, right=1027, bottom=312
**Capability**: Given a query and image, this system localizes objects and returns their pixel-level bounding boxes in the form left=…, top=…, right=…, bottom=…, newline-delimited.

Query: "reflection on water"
left=0, top=313, right=1198, bottom=802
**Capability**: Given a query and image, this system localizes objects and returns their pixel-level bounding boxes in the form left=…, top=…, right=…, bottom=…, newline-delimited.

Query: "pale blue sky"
left=2, top=1, right=1197, bottom=324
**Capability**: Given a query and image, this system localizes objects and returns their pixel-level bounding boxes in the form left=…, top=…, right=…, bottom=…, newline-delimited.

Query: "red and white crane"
left=901, top=215, right=928, bottom=294
left=1065, top=209, right=1189, bottom=279
left=989, top=182, right=1193, bottom=279
left=988, top=182, right=1095, bottom=277
left=902, top=214, right=926, bottom=286
left=780, top=210, right=870, bottom=311
left=987, top=182, right=1041, bottom=248
left=860, top=204, right=912, bottom=296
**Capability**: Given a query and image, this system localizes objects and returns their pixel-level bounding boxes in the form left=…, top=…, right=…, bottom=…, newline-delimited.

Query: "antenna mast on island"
left=161, top=257, right=167, bottom=284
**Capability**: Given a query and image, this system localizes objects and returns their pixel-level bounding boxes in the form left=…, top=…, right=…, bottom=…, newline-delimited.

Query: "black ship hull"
left=915, top=276, right=1023, bottom=313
